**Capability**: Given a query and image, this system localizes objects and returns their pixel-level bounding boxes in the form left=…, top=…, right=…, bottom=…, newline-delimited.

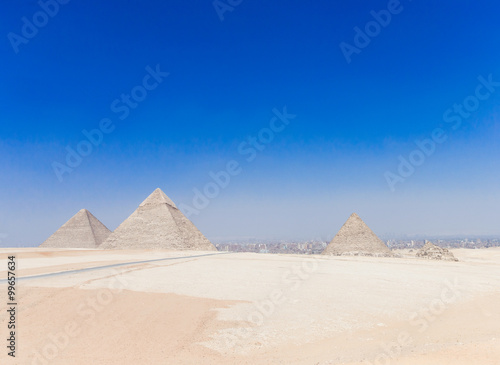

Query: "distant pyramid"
left=40, top=209, right=111, bottom=248
left=100, top=188, right=216, bottom=251
left=322, top=213, right=393, bottom=257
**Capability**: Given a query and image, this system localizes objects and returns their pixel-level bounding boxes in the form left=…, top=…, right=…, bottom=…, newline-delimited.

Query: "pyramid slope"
left=40, top=209, right=111, bottom=248
left=101, top=188, right=216, bottom=251
left=322, top=213, right=393, bottom=257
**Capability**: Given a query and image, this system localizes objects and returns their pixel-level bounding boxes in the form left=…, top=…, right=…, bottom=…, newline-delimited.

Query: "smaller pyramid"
left=100, top=188, right=216, bottom=251
left=322, top=213, right=393, bottom=257
left=40, top=209, right=111, bottom=248
left=416, top=241, right=458, bottom=261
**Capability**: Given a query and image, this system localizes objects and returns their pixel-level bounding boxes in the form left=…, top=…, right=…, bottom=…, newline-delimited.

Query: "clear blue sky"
left=1, top=0, right=499, bottom=246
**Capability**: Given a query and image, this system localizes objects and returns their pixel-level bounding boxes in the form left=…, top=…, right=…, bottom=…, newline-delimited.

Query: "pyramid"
left=322, top=213, right=393, bottom=257
left=100, top=188, right=216, bottom=251
left=40, top=209, right=111, bottom=248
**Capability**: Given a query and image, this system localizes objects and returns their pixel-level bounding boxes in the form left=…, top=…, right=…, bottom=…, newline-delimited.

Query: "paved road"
left=0, top=252, right=228, bottom=283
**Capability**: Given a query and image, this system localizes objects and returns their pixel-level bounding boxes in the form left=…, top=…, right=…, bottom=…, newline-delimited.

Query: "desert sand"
left=1, top=248, right=499, bottom=364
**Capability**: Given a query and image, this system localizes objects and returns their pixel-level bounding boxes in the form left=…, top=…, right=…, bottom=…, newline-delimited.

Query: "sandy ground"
left=1, top=248, right=499, bottom=364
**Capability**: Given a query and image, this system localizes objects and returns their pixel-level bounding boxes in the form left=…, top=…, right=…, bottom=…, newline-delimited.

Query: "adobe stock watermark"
left=31, top=269, right=128, bottom=365
left=223, top=256, right=320, bottom=351
left=213, top=0, right=243, bottom=21
left=385, top=74, right=500, bottom=192
left=7, top=0, right=71, bottom=54
left=52, top=64, right=169, bottom=182
left=340, top=0, right=407, bottom=64
left=365, top=277, right=463, bottom=365
left=178, top=106, right=295, bottom=218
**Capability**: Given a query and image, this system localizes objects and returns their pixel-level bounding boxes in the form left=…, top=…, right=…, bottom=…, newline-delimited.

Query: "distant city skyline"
left=1, top=1, right=499, bottom=246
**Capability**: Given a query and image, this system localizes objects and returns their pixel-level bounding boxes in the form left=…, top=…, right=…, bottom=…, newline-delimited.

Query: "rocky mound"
left=416, top=241, right=458, bottom=261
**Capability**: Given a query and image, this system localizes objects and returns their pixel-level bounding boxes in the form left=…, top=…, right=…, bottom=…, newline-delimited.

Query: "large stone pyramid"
left=100, top=188, right=216, bottom=251
left=322, top=213, right=393, bottom=257
left=40, top=209, right=111, bottom=248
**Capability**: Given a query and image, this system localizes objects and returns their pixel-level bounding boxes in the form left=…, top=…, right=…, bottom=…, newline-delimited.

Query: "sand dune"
left=1, top=248, right=499, bottom=364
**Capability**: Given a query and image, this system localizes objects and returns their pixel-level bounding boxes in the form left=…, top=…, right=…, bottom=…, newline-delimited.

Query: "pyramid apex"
left=77, top=209, right=92, bottom=218
left=139, top=188, right=177, bottom=209
left=347, top=213, right=363, bottom=222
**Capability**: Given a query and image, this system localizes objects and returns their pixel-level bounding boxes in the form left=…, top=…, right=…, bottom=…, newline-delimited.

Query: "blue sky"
left=1, top=0, right=499, bottom=245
